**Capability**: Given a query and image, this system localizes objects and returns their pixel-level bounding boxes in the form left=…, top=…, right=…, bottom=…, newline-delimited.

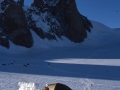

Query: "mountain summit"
left=0, top=0, right=93, bottom=48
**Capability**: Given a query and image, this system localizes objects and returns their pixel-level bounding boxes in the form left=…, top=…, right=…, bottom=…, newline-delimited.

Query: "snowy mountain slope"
left=82, top=20, right=119, bottom=47
left=0, top=20, right=120, bottom=90
left=0, top=20, right=119, bottom=52
left=112, top=28, right=120, bottom=31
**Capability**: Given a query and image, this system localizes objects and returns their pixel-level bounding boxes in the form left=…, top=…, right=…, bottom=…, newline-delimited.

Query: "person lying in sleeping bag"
left=43, top=83, right=72, bottom=90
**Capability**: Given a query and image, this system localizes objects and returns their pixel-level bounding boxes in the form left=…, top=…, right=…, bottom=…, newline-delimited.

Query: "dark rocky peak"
left=33, top=0, right=59, bottom=7
left=33, top=0, right=44, bottom=7
left=1, top=0, right=10, bottom=11
left=0, top=13, right=9, bottom=48
left=63, top=0, right=88, bottom=42
left=0, top=0, right=93, bottom=48
left=30, top=0, right=93, bottom=42
left=27, top=0, right=63, bottom=40
left=3, top=0, right=13, bottom=3
left=1, top=0, right=19, bottom=11
left=18, top=0, right=24, bottom=6
left=1, top=1, right=33, bottom=48
left=81, top=15, right=93, bottom=32
left=0, top=34, right=9, bottom=49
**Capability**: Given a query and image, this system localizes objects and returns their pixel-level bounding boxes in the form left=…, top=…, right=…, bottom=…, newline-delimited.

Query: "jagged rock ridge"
left=0, top=0, right=93, bottom=48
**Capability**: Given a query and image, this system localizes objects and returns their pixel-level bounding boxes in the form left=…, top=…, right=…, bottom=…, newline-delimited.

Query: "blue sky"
left=76, top=0, right=120, bottom=28
left=24, top=0, right=120, bottom=28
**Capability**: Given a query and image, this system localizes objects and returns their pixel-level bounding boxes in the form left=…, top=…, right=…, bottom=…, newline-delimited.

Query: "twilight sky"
left=24, top=0, right=120, bottom=28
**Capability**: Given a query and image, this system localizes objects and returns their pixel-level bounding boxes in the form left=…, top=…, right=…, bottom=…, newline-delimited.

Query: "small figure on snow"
left=43, top=83, right=72, bottom=90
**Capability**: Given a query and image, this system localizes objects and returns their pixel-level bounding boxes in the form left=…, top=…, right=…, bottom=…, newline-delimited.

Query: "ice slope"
left=0, top=20, right=120, bottom=90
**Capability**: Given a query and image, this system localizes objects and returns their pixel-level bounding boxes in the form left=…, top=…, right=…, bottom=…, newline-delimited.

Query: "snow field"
left=0, top=20, right=120, bottom=90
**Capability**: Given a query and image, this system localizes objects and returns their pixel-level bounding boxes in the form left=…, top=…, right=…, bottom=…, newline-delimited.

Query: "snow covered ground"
left=0, top=20, right=120, bottom=90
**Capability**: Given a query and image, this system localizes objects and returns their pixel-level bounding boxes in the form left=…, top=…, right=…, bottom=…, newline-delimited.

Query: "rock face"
left=0, top=13, right=9, bottom=48
left=4, top=2, right=33, bottom=48
left=33, top=0, right=44, bottom=7
left=0, top=35, right=9, bottom=49
left=18, top=0, right=24, bottom=6
left=31, top=0, right=93, bottom=42
left=54, top=0, right=88, bottom=42
left=0, top=0, right=93, bottom=48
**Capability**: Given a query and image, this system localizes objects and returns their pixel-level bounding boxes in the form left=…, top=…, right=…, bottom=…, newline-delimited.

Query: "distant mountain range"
left=0, top=0, right=93, bottom=49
